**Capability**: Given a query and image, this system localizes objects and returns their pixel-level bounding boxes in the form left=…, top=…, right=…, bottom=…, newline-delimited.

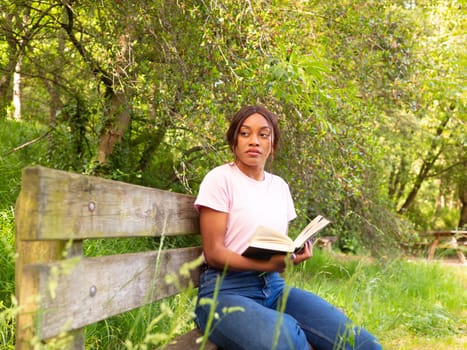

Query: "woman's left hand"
left=290, top=239, right=313, bottom=265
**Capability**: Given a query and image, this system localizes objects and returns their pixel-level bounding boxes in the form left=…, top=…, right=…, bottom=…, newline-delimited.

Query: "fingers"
left=306, top=239, right=314, bottom=256
left=301, top=239, right=313, bottom=256
left=291, top=240, right=314, bottom=265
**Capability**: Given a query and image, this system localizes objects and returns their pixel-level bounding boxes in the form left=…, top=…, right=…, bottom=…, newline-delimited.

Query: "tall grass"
left=290, top=251, right=466, bottom=349
left=84, top=289, right=198, bottom=349
left=0, top=208, right=15, bottom=305
left=0, top=208, right=17, bottom=350
left=76, top=250, right=467, bottom=349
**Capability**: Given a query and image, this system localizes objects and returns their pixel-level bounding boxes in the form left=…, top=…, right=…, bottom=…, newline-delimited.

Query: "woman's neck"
left=234, top=161, right=265, bottom=181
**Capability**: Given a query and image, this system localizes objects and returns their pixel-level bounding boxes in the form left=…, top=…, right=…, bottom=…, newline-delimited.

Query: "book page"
left=293, top=215, right=331, bottom=249
left=249, top=225, right=294, bottom=246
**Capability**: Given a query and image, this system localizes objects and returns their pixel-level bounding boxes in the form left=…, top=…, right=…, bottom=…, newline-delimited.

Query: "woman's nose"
left=249, top=134, right=259, bottom=146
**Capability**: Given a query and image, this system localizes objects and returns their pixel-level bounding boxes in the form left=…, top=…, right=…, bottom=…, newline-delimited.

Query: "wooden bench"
left=315, top=236, right=337, bottom=251
left=15, top=166, right=218, bottom=350
left=421, top=230, right=467, bottom=264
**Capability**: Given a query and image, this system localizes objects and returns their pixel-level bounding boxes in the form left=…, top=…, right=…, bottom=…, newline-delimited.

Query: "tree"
left=383, top=1, right=466, bottom=229
left=1, top=0, right=464, bottom=249
left=459, top=163, right=467, bottom=228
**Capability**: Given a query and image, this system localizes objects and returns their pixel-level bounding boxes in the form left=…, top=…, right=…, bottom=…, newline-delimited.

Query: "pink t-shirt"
left=194, top=163, right=297, bottom=254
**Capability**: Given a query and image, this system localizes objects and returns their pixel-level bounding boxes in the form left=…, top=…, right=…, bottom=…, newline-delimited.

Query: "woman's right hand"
left=268, top=254, right=288, bottom=273
left=290, top=240, right=313, bottom=265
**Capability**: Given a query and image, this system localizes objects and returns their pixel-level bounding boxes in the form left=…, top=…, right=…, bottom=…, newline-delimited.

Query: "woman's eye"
left=260, top=133, right=271, bottom=138
left=240, top=131, right=249, bottom=137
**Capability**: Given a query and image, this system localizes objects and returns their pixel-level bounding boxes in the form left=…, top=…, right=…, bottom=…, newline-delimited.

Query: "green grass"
left=289, top=252, right=466, bottom=350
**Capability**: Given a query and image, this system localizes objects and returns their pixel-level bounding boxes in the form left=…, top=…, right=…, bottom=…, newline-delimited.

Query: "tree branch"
left=427, top=159, right=467, bottom=178
left=3, top=127, right=54, bottom=156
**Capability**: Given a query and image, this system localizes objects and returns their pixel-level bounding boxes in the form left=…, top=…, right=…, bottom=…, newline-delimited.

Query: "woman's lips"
left=246, top=149, right=261, bottom=156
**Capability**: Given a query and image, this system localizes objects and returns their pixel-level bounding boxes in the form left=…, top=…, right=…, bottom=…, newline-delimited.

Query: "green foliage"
left=0, top=120, right=46, bottom=312
left=83, top=235, right=201, bottom=257
left=44, top=99, right=100, bottom=173
left=2, top=0, right=464, bottom=246
left=0, top=119, right=48, bottom=205
left=0, top=298, right=17, bottom=350
left=0, top=208, right=15, bottom=308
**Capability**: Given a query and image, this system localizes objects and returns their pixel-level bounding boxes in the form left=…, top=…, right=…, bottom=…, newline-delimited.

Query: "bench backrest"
left=15, top=166, right=202, bottom=349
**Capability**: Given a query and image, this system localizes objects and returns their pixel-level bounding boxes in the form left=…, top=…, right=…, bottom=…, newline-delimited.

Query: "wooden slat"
left=22, top=247, right=202, bottom=340
left=16, top=166, right=199, bottom=240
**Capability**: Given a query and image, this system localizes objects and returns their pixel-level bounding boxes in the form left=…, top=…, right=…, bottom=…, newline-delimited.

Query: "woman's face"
left=234, top=113, right=273, bottom=170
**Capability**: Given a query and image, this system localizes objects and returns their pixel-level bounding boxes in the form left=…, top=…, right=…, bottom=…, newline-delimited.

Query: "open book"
left=242, top=215, right=331, bottom=260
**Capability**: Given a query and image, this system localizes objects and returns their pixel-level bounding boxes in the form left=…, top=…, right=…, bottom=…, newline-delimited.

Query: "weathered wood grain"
left=16, top=166, right=199, bottom=240
left=23, top=247, right=202, bottom=340
left=15, top=166, right=212, bottom=350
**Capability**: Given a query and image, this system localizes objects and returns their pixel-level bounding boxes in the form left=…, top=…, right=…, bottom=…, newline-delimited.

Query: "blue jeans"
left=195, top=268, right=382, bottom=350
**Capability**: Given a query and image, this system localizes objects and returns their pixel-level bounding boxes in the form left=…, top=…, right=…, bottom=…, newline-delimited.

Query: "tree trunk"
left=459, top=189, right=467, bottom=229
left=97, top=29, right=134, bottom=165
left=458, top=163, right=467, bottom=228
left=62, top=3, right=134, bottom=165
left=388, top=157, right=408, bottom=205
left=397, top=149, right=442, bottom=214
left=13, top=55, right=23, bottom=120
left=0, top=58, right=15, bottom=117
left=40, top=74, right=63, bottom=127
left=97, top=91, right=131, bottom=164
left=397, top=115, right=450, bottom=214
left=0, top=12, right=16, bottom=115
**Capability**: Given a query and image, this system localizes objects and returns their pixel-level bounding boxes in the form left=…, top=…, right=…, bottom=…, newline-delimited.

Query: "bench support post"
left=427, top=236, right=439, bottom=260
left=15, top=239, right=85, bottom=350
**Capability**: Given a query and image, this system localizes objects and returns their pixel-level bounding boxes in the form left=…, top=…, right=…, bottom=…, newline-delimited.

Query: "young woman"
left=194, top=105, right=381, bottom=350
